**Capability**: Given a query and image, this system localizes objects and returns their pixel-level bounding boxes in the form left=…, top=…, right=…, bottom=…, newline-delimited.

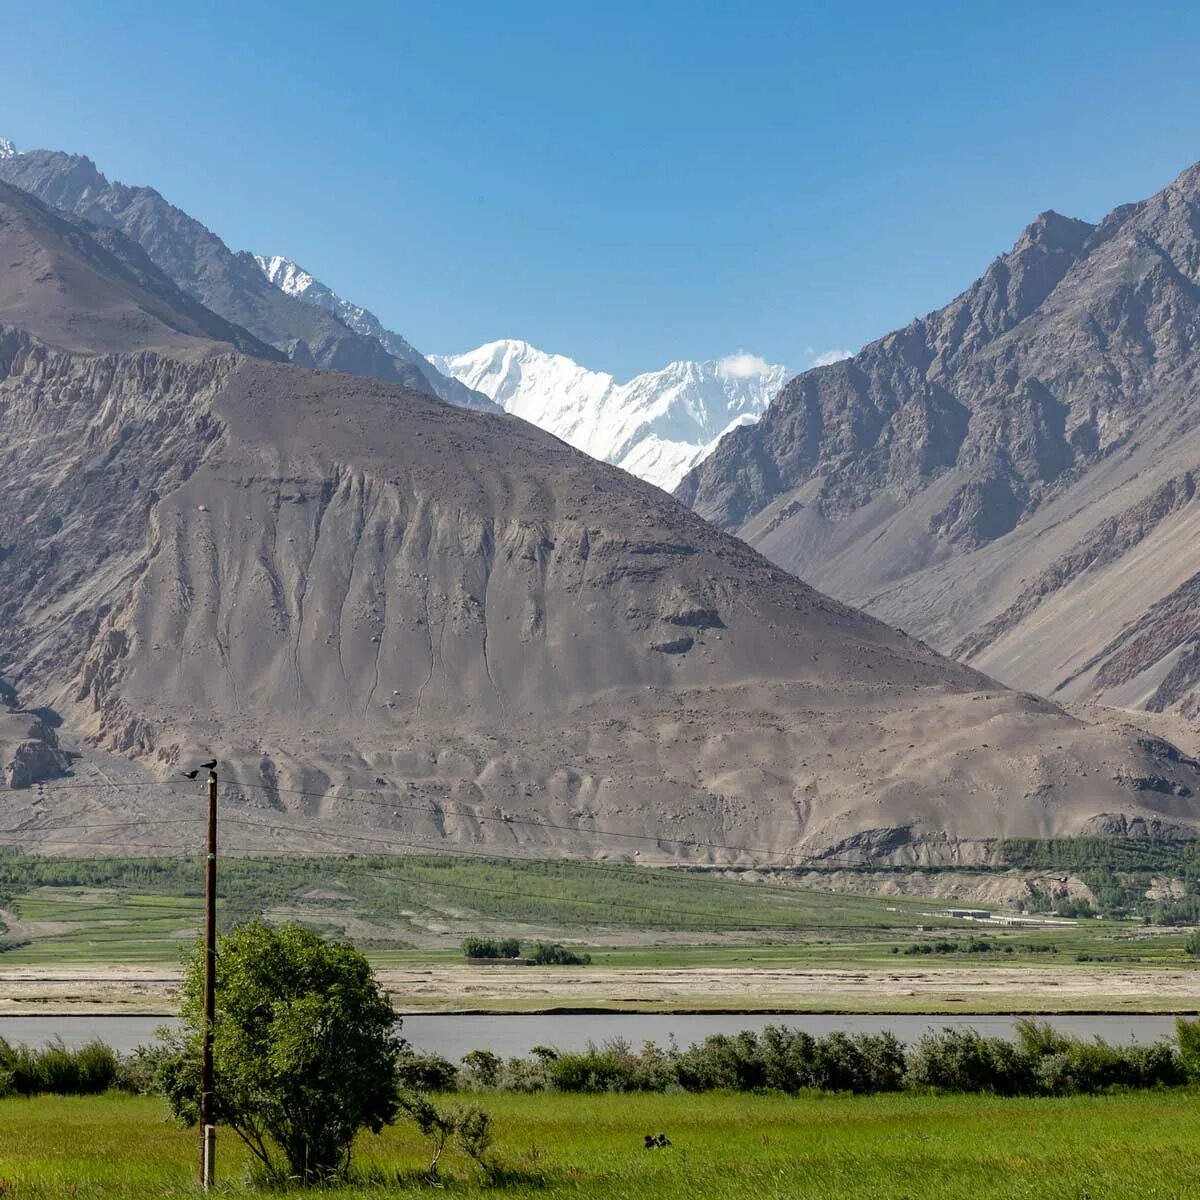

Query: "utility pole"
left=200, top=767, right=217, bottom=1190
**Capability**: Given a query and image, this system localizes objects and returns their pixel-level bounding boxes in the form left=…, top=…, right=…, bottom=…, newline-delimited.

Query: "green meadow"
left=2, top=848, right=1196, bottom=970
left=2, top=1089, right=1200, bottom=1198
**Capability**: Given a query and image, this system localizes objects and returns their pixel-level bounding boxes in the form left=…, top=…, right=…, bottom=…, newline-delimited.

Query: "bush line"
left=7, top=1019, right=1200, bottom=1100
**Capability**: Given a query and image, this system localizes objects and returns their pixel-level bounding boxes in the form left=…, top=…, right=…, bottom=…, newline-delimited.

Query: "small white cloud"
left=810, top=348, right=854, bottom=367
left=717, top=351, right=772, bottom=379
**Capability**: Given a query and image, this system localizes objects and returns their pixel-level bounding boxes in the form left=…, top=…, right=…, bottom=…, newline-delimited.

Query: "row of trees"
left=397, top=1020, right=1195, bottom=1097
left=461, top=936, right=591, bottom=964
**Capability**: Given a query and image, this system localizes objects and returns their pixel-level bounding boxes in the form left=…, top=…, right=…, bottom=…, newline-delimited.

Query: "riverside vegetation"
left=6, top=843, right=1200, bottom=973
left=6, top=1016, right=1198, bottom=1102
left=7, top=917, right=1200, bottom=1197
left=6, top=1024, right=1200, bottom=1198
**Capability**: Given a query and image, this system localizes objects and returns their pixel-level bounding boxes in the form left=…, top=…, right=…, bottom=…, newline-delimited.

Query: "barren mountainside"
left=2, top=177, right=1199, bottom=863
left=678, top=161, right=1200, bottom=730
left=0, top=142, right=494, bottom=410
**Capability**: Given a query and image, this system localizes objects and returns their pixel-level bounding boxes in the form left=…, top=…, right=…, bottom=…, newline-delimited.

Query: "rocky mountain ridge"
left=677, top=160, right=1200, bottom=729
left=2, top=180, right=1196, bottom=860
left=252, top=252, right=494, bottom=410
left=0, top=140, right=494, bottom=410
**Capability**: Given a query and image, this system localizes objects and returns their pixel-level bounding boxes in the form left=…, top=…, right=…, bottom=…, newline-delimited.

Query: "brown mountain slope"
left=0, top=180, right=276, bottom=357
left=1, top=184, right=1198, bottom=862
left=0, top=145, right=497, bottom=410
left=677, top=160, right=1200, bottom=729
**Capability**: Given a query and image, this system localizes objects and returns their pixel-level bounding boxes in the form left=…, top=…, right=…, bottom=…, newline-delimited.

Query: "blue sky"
left=5, top=1, right=1200, bottom=378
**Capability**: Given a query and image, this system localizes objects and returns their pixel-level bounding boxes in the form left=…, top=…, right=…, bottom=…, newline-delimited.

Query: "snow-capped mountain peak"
left=0, top=139, right=16, bottom=160
left=253, top=253, right=381, bottom=346
left=432, top=340, right=790, bottom=490
left=256, top=253, right=316, bottom=299
left=251, top=252, right=497, bottom=411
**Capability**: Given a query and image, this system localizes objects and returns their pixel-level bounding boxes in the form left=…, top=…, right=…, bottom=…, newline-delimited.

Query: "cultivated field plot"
left=3, top=1090, right=1200, bottom=1198
left=0, top=852, right=982, bottom=965
left=2, top=851, right=1199, bottom=1014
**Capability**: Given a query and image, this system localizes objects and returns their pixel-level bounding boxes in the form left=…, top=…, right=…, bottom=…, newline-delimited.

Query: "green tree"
left=158, top=921, right=403, bottom=1184
left=1184, top=930, right=1200, bottom=957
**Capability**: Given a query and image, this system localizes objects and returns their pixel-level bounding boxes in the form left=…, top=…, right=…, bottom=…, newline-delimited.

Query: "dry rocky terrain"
left=1, top=178, right=1199, bottom=864
left=678, top=162, right=1200, bottom=733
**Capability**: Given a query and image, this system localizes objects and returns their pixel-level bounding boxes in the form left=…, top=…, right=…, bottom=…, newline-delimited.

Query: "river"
left=0, top=1013, right=1185, bottom=1057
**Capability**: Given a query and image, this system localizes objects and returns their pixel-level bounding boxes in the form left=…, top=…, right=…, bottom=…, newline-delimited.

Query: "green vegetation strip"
left=4, top=1090, right=1200, bottom=1198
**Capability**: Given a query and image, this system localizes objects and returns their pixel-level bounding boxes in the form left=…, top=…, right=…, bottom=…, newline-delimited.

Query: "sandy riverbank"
left=2, top=963, right=1198, bottom=1016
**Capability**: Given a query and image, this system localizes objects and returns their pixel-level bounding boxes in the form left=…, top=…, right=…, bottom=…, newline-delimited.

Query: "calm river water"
left=0, top=1013, right=1184, bottom=1057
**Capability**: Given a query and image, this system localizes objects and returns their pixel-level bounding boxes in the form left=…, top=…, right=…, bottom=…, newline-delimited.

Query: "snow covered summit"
left=431, top=340, right=790, bottom=490
left=0, top=139, right=16, bottom=160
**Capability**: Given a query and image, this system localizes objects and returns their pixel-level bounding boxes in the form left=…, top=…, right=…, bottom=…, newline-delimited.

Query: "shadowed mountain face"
left=1, top=180, right=1199, bottom=862
left=0, top=145, right=495, bottom=410
left=677, top=162, right=1200, bottom=729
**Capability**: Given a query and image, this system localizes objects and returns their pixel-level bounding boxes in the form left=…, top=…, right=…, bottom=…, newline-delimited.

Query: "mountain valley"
left=1, top=176, right=1195, bottom=864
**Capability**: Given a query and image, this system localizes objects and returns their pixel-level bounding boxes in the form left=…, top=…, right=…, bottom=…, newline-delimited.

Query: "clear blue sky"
left=4, top=1, right=1200, bottom=378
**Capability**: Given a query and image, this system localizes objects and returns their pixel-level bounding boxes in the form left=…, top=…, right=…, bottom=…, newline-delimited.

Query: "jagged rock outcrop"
left=678, top=162, right=1200, bottom=728
left=0, top=711, right=69, bottom=788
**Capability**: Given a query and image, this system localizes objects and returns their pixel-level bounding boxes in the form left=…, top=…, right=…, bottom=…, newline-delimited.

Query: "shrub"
left=114, top=1043, right=173, bottom=1095
left=399, top=1093, right=498, bottom=1180
left=907, top=1029, right=1036, bottom=1096
left=459, top=1049, right=503, bottom=1089
left=495, top=1055, right=553, bottom=1093
left=550, top=1042, right=641, bottom=1093
left=0, top=1038, right=117, bottom=1097
left=397, top=1051, right=459, bottom=1092
left=1035, top=1040, right=1183, bottom=1094
left=673, top=1027, right=904, bottom=1095
left=1184, top=930, right=1200, bottom=957
left=812, top=1031, right=906, bottom=1094
left=530, top=941, right=591, bottom=966
left=1177, top=1016, right=1200, bottom=1080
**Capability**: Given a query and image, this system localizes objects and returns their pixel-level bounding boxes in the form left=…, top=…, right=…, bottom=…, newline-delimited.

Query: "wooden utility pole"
left=200, top=768, right=217, bottom=1189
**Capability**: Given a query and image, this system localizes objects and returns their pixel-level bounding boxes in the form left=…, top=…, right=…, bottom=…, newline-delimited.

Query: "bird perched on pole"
left=200, top=759, right=218, bottom=771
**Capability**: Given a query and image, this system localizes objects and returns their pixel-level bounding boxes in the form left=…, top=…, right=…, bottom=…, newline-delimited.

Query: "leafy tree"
left=1184, top=930, right=1200, bottom=957
left=461, top=936, right=522, bottom=959
left=530, top=941, right=592, bottom=965
left=158, top=921, right=403, bottom=1184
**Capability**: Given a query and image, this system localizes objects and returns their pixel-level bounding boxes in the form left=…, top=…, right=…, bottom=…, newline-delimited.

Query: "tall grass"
left=0, top=1038, right=118, bottom=1097
left=4, top=1089, right=1200, bottom=1198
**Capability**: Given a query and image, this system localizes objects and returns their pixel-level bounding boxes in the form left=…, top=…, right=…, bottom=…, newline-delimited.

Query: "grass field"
left=3, top=1089, right=1200, bottom=1197
left=3, top=849, right=1197, bottom=970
